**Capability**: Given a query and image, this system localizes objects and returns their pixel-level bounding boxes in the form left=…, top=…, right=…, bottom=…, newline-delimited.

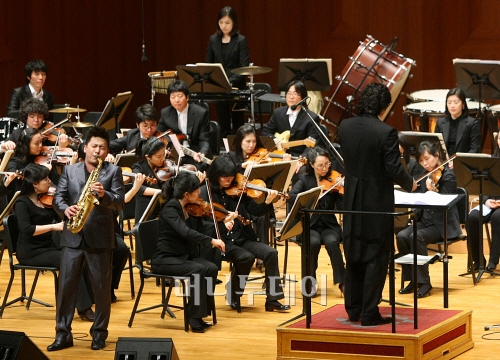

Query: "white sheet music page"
left=394, top=190, right=458, bottom=206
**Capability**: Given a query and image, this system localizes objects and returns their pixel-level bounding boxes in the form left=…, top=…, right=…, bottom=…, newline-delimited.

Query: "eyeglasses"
left=140, top=123, right=157, bottom=130
left=314, top=162, right=331, bottom=169
left=286, top=91, right=300, bottom=97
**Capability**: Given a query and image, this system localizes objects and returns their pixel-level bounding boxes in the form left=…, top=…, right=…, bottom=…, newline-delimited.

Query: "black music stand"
left=454, top=153, right=500, bottom=282
left=400, top=131, right=448, bottom=161
left=277, top=59, right=332, bottom=91
left=97, top=92, right=134, bottom=135
left=115, top=153, right=140, bottom=168
left=244, top=161, right=295, bottom=204
left=278, top=186, right=322, bottom=327
left=176, top=64, right=232, bottom=106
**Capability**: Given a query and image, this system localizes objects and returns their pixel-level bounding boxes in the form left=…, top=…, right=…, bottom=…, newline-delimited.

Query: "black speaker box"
left=115, top=337, right=179, bottom=360
left=0, top=330, right=48, bottom=360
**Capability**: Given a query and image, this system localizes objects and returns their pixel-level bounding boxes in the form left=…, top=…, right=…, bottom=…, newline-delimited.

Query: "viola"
left=35, top=146, right=74, bottom=165
left=318, top=170, right=344, bottom=195
left=125, top=129, right=172, bottom=155
left=225, top=173, right=289, bottom=201
left=38, top=186, right=56, bottom=208
left=121, top=167, right=158, bottom=185
left=246, top=148, right=307, bottom=164
left=185, top=197, right=251, bottom=225
left=155, top=160, right=197, bottom=182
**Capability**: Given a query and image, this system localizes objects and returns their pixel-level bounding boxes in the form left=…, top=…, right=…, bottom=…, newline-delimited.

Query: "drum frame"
left=148, top=71, right=177, bottom=106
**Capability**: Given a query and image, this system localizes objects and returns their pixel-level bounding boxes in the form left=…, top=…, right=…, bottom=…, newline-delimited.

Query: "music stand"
left=278, top=186, right=322, bottom=326
left=176, top=64, right=232, bottom=106
left=400, top=131, right=449, bottom=161
left=244, top=161, right=295, bottom=204
left=115, top=153, right=140, bottom=168
left=454, top=153, right=500, bottom=282
left=138, top=191, right=163, bottom=224
left=278, top=58, right=332, bottom=91
left=96, top=92, right=134, bottom=135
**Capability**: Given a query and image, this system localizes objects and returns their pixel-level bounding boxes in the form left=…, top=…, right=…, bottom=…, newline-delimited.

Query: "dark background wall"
left=1, top=0, right=499, bottom=130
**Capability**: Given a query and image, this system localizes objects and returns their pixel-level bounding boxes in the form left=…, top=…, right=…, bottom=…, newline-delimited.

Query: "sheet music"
left=453, top=58, right=500, bottom=65
left=395, top=254, right=437, bottom=265
left=394, top=190, right=458, bottom=206
left=195, top=62, right=231, bottom=87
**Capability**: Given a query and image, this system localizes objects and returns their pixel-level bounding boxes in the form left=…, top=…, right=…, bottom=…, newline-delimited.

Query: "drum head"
left=404, top=100, right=485, bottom=113
left=408, top=89, right=450, bottom=102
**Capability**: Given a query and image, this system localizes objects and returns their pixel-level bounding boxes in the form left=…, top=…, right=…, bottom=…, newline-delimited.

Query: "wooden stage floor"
left=0, top=240, right=499, bottom=359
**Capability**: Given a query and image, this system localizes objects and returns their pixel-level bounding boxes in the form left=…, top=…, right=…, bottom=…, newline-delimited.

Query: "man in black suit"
left=158, top=80, right=211, bottom=171
left=109, top=103, right=159, bottom=155
left=48, top=126, right=124, bottom=351
left=6, top=60, right=54, bottom=120
left=338, top=83, right=417, bottom=326
left=261, top=80, right=319, bottom=159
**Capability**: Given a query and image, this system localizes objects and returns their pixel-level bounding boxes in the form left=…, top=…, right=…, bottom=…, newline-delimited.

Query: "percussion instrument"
left=322, top=35, right=415, bottom=138
left=0, top=117, right=21, bottom=141
left=62, top=121, right=94, bottom=128
left=49, top=107, right=87, bottom=113
left=231, top=65, right=272, bottom=76
left=407, top=89, right=450, bottom=103
left=403, top=101, right=484, bottom=132
left=148, top=70, right=177, bottom=105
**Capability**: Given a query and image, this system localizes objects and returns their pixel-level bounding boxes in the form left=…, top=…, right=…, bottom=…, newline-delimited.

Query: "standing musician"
left=48, top=126, right=124, bottom=351
left=109, top=104, right=159, bottom=155
left=200, top=154, right=290, bottom=312
left=261, top=80, right=319, bottom=173
left=288, top=146, right=345, bottom=296
left=338, top=83, right=416, bottom=326
left=434, top=87, right=481, bottom=168
left=13, top=163, right=96, bottom=322
left=131, top=137, right=167, bottom=223
left=6, top=59, right=54, bottom=120
left=396, top=140, right=461, bottom=298
left=151, top=171, right=225, bottom=333
left=4, top=98, right=70, bottom=149
left=157, top=80, right=211, bottom=171
left=206, top=6, right=250, bottom=137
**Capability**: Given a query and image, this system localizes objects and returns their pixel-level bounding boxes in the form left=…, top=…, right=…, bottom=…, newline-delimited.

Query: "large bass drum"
left=322, top=35, right=415, bottom=138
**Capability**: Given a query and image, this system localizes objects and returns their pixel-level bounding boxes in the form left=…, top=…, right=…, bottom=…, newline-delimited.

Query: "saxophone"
left=67, top=157, right=103, bottom=234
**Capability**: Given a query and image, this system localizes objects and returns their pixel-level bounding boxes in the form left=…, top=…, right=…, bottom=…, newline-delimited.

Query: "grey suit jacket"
left=53, top=161, right=124, bottom=249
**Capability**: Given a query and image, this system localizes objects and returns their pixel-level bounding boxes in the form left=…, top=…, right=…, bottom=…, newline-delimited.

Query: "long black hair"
left=136, top=137, right=166, bottom=158
left=445, top=87, right=469, bottom=118
left=161, top=171, right=200, bottom=202
left=231, top=124, right=264, bottom=161
left=14, top=128, right=41, bottom=164
left=19, top=163, right=50, bottom=196
left=216, top=6, right=239, bottom=36
left=207, top=154, right=237, bottom=189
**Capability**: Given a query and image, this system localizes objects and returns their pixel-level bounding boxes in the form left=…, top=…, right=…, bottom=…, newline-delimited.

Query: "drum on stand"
left=148, top=71, right=177, bottom=106
left=403, top=101, right=484, bottom=132
left=0, top=117, right=22, bottom=141
left=321, top=35, right=415, bottom=139
left=406, top=89, right=450, bottom=103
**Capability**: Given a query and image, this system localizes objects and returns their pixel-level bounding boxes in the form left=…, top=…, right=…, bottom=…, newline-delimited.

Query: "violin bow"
left=205, top=178, right=225, bottom=255
left=48, top=133, right=61, bottom=164
left=415, top=154, right=457, bottom=184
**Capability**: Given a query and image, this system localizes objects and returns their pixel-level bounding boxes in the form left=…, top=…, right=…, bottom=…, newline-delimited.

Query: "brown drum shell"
left=321, top=36, right=415, bottom=138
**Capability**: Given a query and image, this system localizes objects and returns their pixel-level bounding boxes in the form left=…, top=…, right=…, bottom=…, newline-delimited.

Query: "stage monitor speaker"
left=115, top=337, right=179, bottom=360
left=0, top=330, right=48, bottom=360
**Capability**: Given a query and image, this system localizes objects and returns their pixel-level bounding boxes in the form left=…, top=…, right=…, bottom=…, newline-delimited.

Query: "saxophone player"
left=48, top=126, right=124, bottom=352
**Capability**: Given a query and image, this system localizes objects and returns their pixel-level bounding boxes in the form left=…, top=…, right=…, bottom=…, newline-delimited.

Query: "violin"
left=35, top=146, right=74, bottom=165
left=225, top=173, right=289, bottom=201
left=38, top=186, right=56, bottom=208
left=318, top=170, right=344, bottom=196
left=185, top=198, right=251, bottom=225
left=415, top=155, right=456, bottom=193
left=125, top=129, right=172, bottom=155
left=121, top=167, right=158, bottom=185
left=246, top=148, right=307, bottom=164
left=155, top=160, right=197, bottom=182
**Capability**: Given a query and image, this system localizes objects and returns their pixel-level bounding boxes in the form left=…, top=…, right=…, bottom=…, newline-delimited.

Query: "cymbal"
left=62, top=121, right=93, bottom=128
left=231, top=66, right=272, bottom=76
left=49, top=107, right=87, bottom=113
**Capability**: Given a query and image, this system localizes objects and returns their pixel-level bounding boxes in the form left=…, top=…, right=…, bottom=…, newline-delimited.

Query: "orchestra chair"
left=128, top=219, right=217, bottom=331
left=120, top=183, right=137, bottom=251
left=0, top=214, right=59, bottom=318
left=210, top=120, right=221, bottom=156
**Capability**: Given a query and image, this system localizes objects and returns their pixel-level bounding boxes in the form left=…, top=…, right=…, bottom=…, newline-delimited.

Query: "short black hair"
left=286, top=80, right=308, bottom=101
left=357, top=83, right=391, bottom=116
left=207, top=154, right=237, bottom=188
left=161, top=171, right=200, bottom=202
left=85, top=126, right=110, bottom=147
left=417, top=140, right=441, bottom=160
left=306, top=146, right=332, bottom=176
left=137, top=136, right=166, bottom=158
left=167, top=80, right=190, bottom=97
left=24, top=60, right=47, bottom=84
left=135, top=104, right=158, bottom=124
left=19, top=98, right=49, bottom=123
left=445, top=88, right=469, bottom=118
left=216, top=6, right=239, bottom=36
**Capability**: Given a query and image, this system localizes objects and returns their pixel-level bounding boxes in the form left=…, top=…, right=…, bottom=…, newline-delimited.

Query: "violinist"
left=13, top=163, right=96, bottom=323
left=396, top=140, right=461, bottom=298
left=130, top=137, right=167, bottom=222
left=158, top=80, right=212, bottom=171
left=288, top=146, right=345, bottom=296
left=228, top=123, right=265, bottom=172
left=398, top=132, right=425, bottom=178
left=151, top=171, right=225, bottom=333
left=109, top=104, right=159, bottom=155
left=200, top=154, right=290, bottom=313
left=5, top=98, right=70, bottom=149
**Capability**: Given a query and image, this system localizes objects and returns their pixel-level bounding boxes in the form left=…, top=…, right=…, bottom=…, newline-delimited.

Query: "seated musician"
left=228, top=123, right=265, bottom=173
left=6, top=59, right=54, bottom=120
left=151, top=171, right=225, bottom=333
left=398, top=132, right=425, bottom=178
left=261, top=80, right=319, bottom=164
left=396, top=141, right=461, bottom=298
left=288, top=146, right=345, bottom=297
left=7, top=128, right=76, bottom=199
left=14, top=163, right=96, bottom=321
left=200, top=154, right=290, bottom=312
left=131, top=137, right=167, bottom=222
left=4, top=98, right=70, bottom=150
left=109, top=104, right=159, bottom=155
left=434, top=88, right=481, bottom=168
left=158, top=80, right=212, bottom=171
